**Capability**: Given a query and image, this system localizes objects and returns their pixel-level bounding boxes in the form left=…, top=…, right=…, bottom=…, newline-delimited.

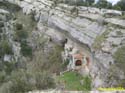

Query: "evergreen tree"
left=85, top=0, right=95, bottom=6
left=95, top=0, right=112, bottom=9
left=113, top=0, right=125, bottom=11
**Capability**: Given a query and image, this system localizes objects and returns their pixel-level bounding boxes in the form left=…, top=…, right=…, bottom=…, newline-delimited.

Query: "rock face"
left=1, top=0, right=125, bottom=90
left=0, top=8, right=20, bottom=62
left=7, top=0, right=125, bottom=47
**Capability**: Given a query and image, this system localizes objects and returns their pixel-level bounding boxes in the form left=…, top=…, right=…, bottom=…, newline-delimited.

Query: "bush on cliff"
left=20, top=41, right=32, bottom=57
left=0, top=40, right=13, bottom=57
left=113, top=46, right=125, bottom=79
left=113, top=46, right=125, bottom=63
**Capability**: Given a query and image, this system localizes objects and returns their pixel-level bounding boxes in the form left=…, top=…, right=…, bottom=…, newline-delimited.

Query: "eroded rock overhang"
left=2, top=0, right=125, bottom=50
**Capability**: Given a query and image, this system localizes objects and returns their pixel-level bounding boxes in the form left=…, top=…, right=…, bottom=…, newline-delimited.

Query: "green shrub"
left=14, top=11, right=37, bottom=33
left=82, top=76, right=92, bottom=91
left=0, top=40, right=13, bottom=57
left=15, top=23, right=23, bottom=30
left=20, top=41, right=32, bottom=57
left=0, top=71, right=6, bottom=84
left=3, top=62, right=16, bottom=75
left=14, top=22, right=28, bottom=42
left=113, top=46, right=125, bottom=82
left=0, top=68, right=55, bottom=93
left=34, top=72, right=55, bottom=90
left=14, top=29, right=28, bottom=42
left=64, top=0, right=84, bottom=6
left=47, top=46, right=64, bottom=73
left=113, top=46, right=125, bottom=63
left=93, top=29, right=112, bottom=50
left=6, top=70, right=55, bottom=92
left=29, top=45, right=64, bottom=74
left=9, top=70, right=34, bottom=93
left=61, top=59, right=70, bottom=70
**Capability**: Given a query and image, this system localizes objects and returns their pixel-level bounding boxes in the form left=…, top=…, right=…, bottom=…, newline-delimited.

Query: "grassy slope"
left=57, top=71, right=91, bottom=91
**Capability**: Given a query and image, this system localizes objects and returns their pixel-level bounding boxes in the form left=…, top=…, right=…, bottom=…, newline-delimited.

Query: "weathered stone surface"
left=103, top=9, right=122, bottom=16
left=105, top=18, right=125, bottom=28
left=0, top=9, right=9, bottom=14
left=5, top=0, right=124, bottom=47
left=1, top=0, right=125, bottom=90
left=4, top=55, right=12, bottom=62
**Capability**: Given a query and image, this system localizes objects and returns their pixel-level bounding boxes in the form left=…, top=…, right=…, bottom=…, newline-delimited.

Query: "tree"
left=64, top=0, right=85, bottom=6
left=95, top=0, right=112, bottom=9
left=107, top=2, right=112, bottom=9
left=113, top=0, right=125, bottom=11
left=113, top=5, right=121, bottom=10
left=76, top=0, right=85, bottom=6
left=85, top=0, right=95, bottom=6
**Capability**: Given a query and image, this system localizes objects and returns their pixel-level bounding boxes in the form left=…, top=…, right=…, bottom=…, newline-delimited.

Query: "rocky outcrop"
left=1, top=0, right=125, bottom=90
left=0, top=8, right=22, bottom=63
left=6, top=0, right=125, bottom=47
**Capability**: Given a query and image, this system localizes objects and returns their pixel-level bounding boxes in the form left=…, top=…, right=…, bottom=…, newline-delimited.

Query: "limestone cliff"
left=1, top=0, right=125, bottom=90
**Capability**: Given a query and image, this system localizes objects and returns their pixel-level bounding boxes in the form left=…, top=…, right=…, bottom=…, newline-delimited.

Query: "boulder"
left=0, top=9, right=9, bottom=14
left=103, top=9, right=122, bottom=17
left=0, top=14, right=6, bottom=21
left=101, top=42, right=112, bottom=53
left=4, top=55, right=12, bottom=62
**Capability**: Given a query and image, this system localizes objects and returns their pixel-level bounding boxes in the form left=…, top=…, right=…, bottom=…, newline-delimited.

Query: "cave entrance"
left=75, top=60, right=82, bottom=66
